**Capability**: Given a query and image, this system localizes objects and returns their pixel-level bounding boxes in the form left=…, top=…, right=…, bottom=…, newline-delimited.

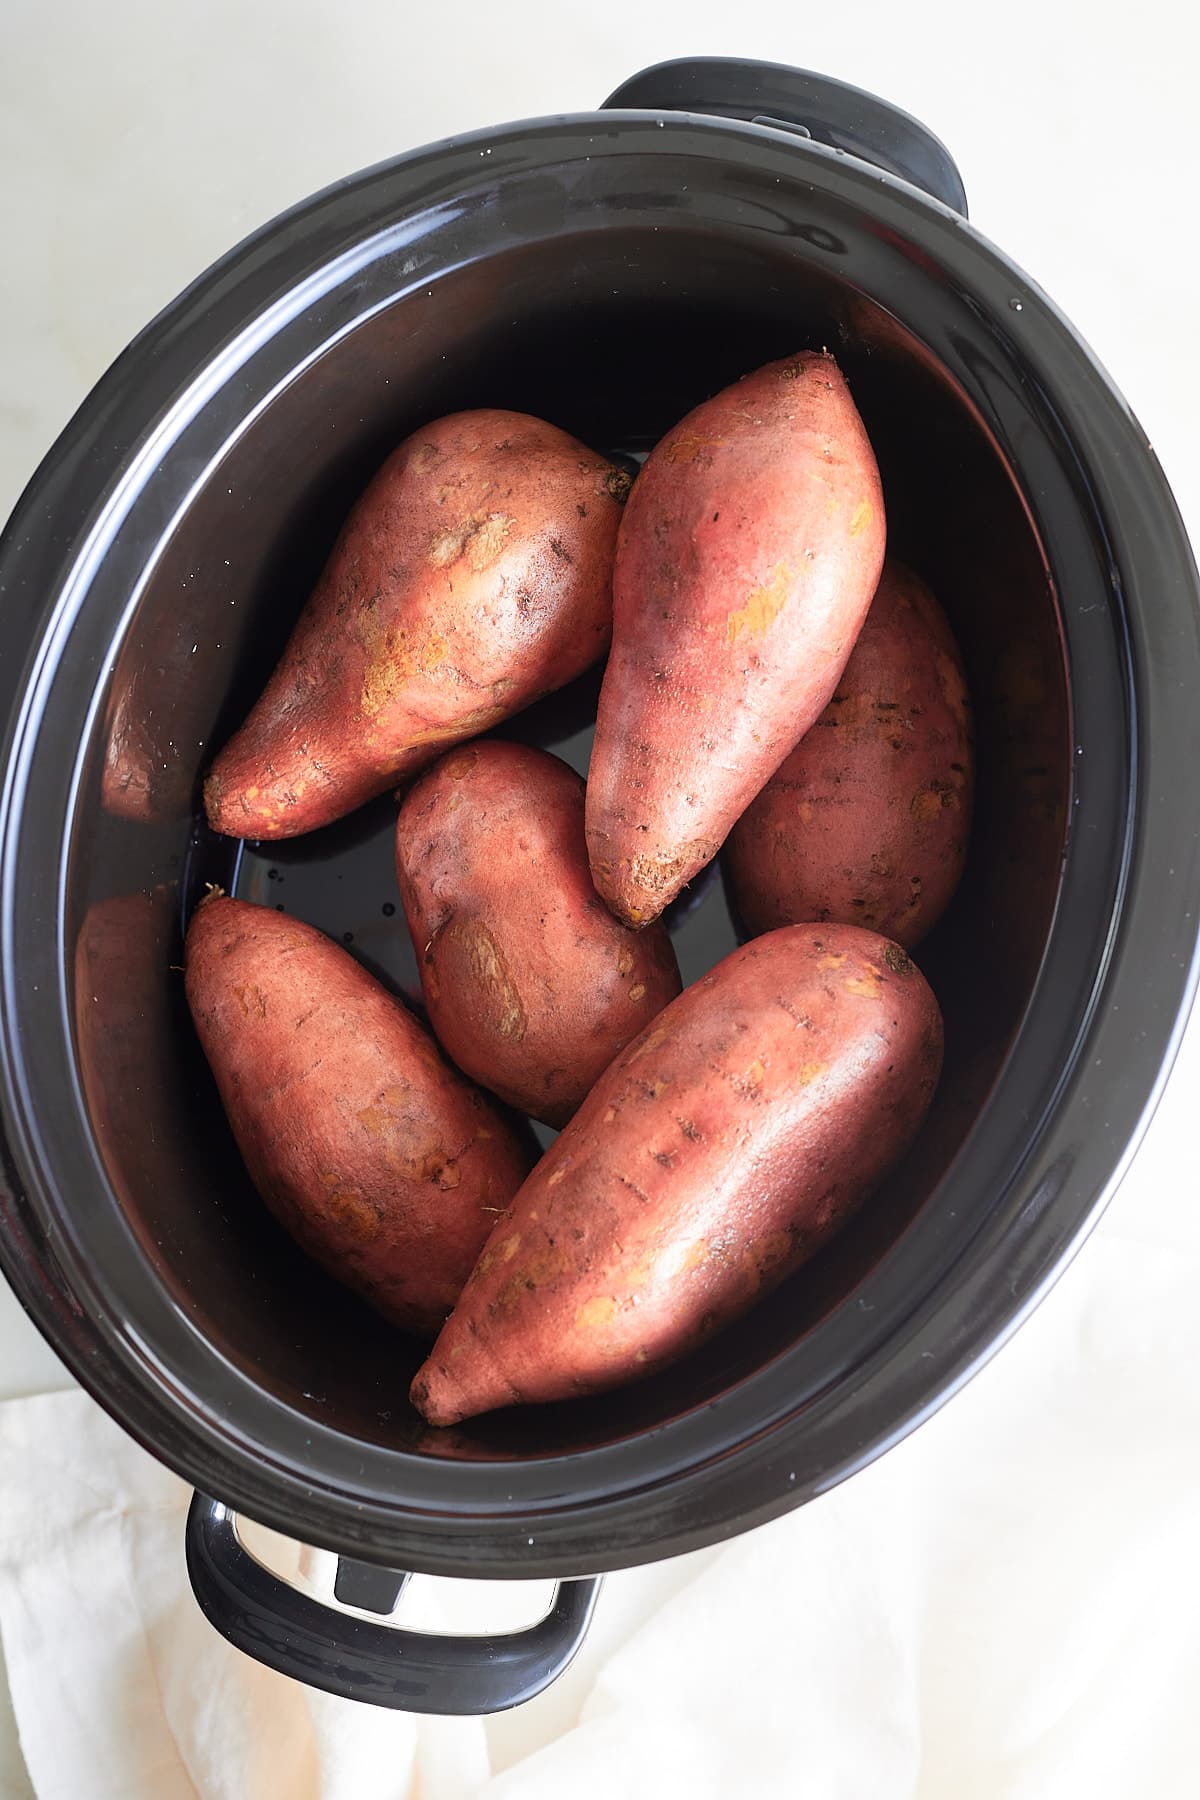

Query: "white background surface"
left=1, top=1, right=1198, bottom=1793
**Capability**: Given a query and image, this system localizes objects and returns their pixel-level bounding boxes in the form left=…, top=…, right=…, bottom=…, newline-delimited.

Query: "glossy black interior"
left=67, top=228, right=1069, bottom=1462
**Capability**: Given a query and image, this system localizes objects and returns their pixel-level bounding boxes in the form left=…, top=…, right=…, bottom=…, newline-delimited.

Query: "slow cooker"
left=2, top=58, right=1198, bottom=1714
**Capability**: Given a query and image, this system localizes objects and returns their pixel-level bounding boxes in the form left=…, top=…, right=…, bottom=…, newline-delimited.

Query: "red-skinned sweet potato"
left=410, top=923, right=942, bottom=1424
left=586, top=351, right=885, bottom=927
left=185, top=896, right=532, bottom=1333
left=395, top=740, right=681, bottom=1127
left=205, top=410, right=631, bottom=840
left=725, top=561, right=974, bottom=948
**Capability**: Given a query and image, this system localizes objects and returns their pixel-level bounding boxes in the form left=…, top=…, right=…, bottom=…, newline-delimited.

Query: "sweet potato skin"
left=725, top=561, right=974, bottom=948
left=396, top=740, right=682, bottom=1127
left=586, top=352, right=885, bottom=926
left=410, top=923, right=942, bottom=1424
left=184, top=897, right=531, bottom=1333
left=204, top=410, right=630, bottom=840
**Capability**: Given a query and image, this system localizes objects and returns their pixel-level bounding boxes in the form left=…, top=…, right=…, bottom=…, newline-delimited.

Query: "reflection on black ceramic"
left=73, top=888, right=183, bottom=1232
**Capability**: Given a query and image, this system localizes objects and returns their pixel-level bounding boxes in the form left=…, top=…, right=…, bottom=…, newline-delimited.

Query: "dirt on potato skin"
left=184, top=896, right=532, bottom=1334
left=587, top=351, right=886, bottom=928
left=725, top=560, right=975, bottom=950
left=205, top=410, right=628, bottom=842
left=395, top=739, right=682, bottom=1127
left=411, top=922, right=942, bottom=1426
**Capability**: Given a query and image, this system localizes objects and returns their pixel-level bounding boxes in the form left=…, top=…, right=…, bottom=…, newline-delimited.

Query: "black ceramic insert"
left=1, top=64, right=1197, bottom=1702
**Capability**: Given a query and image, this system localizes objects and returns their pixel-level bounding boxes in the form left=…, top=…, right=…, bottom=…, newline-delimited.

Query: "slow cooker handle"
left=185, top=1493, right=602, bottom=1714
left=602, top=58, right=968, bottom=217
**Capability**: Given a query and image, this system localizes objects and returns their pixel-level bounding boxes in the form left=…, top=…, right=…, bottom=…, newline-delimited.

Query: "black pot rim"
left=2, top=109, right=1199, bottom=1577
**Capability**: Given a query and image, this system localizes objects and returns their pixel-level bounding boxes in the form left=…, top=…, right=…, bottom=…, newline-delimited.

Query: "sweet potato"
left=205, top=410, right=630, bottom=840
left=185, top=896, right=532, bottom=1333
left=410, top=923, right=942, bottom=1424
left=725, top=561, right=974, bottom=948
left=585, top=351, right=885, bottom=927
left=395, top=740, right=681, bottom=1127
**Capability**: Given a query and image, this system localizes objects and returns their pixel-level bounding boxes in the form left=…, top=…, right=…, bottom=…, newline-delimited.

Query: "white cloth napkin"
left=2, top=1025, right=1200, bottom=1799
